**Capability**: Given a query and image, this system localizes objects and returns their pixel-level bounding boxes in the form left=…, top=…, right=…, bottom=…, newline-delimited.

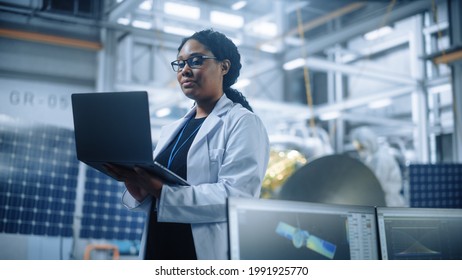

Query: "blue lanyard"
left=167, top=117, right=203, bottom=169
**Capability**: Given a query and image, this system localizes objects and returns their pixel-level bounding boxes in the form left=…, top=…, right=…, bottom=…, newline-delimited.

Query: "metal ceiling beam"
left=284, top=2, right=366, bottom=38
left=108, top=0, right=145, bottom=22
left=249, top=85, right=416, bottom=123
left=0, top=27, right=102, bottom=50
left=303, top=56, right=419, bottom=85
left=340, top=34, right=409, bottom=63
left=240, top=60, right=279, bottom=80
left=314, top=85, right=417, bottom=117
left=341, top=112, right=414, bottom=128
left=244, top=1, right=308, bottom=31
left=284, top=0, right=434, bottom=61
left=253, top=2, right=365, bottom=50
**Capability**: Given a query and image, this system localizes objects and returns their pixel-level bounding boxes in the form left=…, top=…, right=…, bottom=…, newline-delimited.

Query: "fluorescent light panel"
left=231, top=1, right=247, bottom=10
left=210, top=11, right=244, bottom=28
left=368, top=98, right=392, bottom=109
left=163, top=25, right=195, bottom=37
left=117, top=17, right=130, bottom=25
left=139, top=0, right=152, bottom=11
left=249, top=21, right=278, bottom=37
left=319, top=111, right=340, bottom=121
left=259, top=43, right=278, bottom=53
left=364, top=26, right=393, bottom=41
left=283, top=58, right=305, bottom=70
left=132, top=20, right=152, bottom=29
left=164, top=2, right=200, bottom=20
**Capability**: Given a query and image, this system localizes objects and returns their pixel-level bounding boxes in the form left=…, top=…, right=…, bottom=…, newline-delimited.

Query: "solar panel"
left=1, top=118, right=145, bottom=242
left=79, top=168, right=145, bottom=240
left=409, top=164, right=462, bottom=208
left=0, top=120, right=78, bottom=236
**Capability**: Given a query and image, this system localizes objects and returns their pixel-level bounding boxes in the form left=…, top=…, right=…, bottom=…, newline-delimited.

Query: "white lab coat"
left=122, top=94, right=270, bottom=259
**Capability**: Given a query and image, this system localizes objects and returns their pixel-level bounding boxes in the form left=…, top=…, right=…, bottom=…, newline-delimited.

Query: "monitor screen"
left=228, top=198, right=379, bottom=260
left=376, top=207, right=462, bottom=260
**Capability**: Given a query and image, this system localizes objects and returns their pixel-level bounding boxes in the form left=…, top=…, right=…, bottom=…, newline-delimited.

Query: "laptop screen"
left=228, top=198, right=379, bottom=260
left=71, top=91, right=153, bottom=163
left=71, top=91, right=189, bottom=185
left=376, top=207, right=462, bottom=260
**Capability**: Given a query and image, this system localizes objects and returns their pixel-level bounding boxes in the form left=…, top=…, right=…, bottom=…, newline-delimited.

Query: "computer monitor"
left=228, top=198, right=379, bottom=260
left=376, top=207, right=462, bottom=260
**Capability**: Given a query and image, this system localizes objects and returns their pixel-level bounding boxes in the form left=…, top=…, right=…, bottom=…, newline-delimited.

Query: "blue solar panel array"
left=0, top=120, right=78, bottom=236
left=409, top=164, right=462, bottom=208
left=80, top=168, right=145, bottom=240
left=1, top=118, right=145, bottom=242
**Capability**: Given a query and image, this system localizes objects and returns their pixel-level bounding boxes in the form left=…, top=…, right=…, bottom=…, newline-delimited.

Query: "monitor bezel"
left=227, top=197, right=379, bottom=260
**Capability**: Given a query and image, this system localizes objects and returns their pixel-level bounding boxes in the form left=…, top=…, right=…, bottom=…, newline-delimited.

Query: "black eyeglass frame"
left=170, top=55, right=218, bottom=72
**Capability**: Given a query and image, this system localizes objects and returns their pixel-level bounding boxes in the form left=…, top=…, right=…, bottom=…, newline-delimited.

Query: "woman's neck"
left=195, top=94, right=222, bottom=118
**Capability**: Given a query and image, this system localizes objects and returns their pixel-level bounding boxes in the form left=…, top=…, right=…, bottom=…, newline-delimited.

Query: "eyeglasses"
left=170, top=55, right=217, bottom=72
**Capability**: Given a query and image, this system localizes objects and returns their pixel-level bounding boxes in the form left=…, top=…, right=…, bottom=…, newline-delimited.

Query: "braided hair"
left=178, top=29, right=253, bottom=112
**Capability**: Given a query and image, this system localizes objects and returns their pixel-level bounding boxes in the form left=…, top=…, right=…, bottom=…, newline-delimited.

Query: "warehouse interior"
left=0, top=0, right=461, bottom=260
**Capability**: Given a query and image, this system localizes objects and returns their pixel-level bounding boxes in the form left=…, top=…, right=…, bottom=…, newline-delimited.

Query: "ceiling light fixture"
left=117, top=17, right=130, bottom=25
left=163, top=25, right=195, bottom=37
left=139, top=0, right=152, bottom=11
left=210, top=11, right=244, bottom=29
left=319, top=111, right=340, bottom=121
left=132, top=20, right=152, bottom=30
left=364, top=26, right=393, bottom=41
left=259, top=43, right=279, bottom=53
left=249, top=21, right=278, bottom=37
left=164, top=2, right=200, bottom=20
left=283, top=58, right=305, bottom=70
left=231, top=1, right=247, bottom=10
left=367, top=98, right=392, bottom=109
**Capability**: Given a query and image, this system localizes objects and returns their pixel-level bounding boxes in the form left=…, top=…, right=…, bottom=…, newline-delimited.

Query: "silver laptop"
left=71, top=91, right=189, bottom=185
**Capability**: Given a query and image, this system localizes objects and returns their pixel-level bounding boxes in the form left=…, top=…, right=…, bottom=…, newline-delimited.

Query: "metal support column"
left=449, top=0, right=462, bottom=162
left=333, top=45, right=345, bottom=153
left=410, top=14, right=430, bottom=163
left=326, top=19, right=344, bottom=153
left=96, top=28, right=117, bottom=92
left=122, top=33, right=133, bottom=83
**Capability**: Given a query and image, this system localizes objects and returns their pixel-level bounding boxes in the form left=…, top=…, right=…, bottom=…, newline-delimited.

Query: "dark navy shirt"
left=144, top=117, right=205, bottom=260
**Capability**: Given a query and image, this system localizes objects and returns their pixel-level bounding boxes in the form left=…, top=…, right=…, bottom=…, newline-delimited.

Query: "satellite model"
left=275, top=221, right=337, bottom=259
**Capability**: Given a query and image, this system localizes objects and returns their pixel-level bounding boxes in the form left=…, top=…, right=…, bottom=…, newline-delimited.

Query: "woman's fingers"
left=104, top=164, right=137, bottom=180
left=134, top=167, right=163, bottom=198
left=103, top=164, right=124, bottom=180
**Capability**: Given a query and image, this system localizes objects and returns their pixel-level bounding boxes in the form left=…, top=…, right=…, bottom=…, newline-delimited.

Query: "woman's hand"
left=104, top=164, right=164, bottom=202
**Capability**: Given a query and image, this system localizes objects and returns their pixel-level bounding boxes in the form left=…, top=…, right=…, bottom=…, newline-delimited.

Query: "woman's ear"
left=221, top=59, right=231, bottom=75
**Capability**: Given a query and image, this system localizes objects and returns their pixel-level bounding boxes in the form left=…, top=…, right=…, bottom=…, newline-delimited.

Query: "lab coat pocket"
left=209, top=148, right=225, bottom=182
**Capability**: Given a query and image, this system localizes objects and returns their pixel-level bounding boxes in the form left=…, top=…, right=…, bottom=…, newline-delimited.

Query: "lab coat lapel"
left=186, top=95, right=232, bottom=184
left=189, top=95, right=232, bottom=151
left=153, top=110, right=196, bottom=158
